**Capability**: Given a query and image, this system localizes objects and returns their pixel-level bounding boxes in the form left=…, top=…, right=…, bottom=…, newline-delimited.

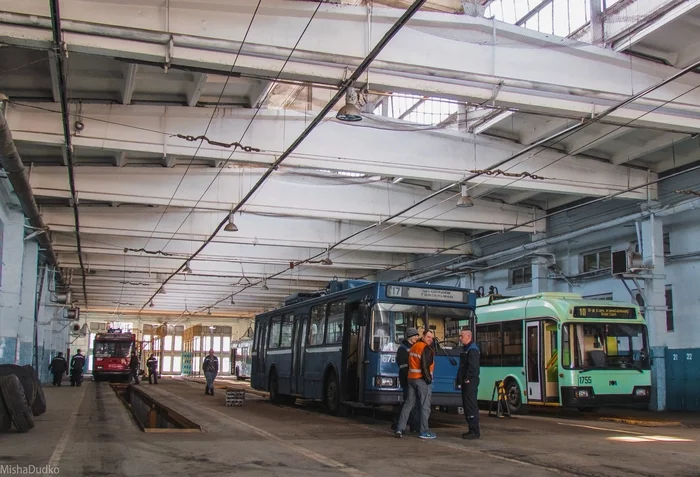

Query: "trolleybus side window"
left=476, top=324, right=501, bottom=366
left=269, top=317, right=282, bottom=349
left=476, top=320, right=524, bottom=366
left=502, top=321, right=524, bottom=366
left=280, top=313, right=294, bottom=348
left=309, top=304, right=326, bottom=346
left=326, top=301, right=345, bottom=344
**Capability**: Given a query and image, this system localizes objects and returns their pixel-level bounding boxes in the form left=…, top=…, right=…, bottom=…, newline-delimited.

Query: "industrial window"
left=325, top=301, right=345, bottom=344
left=194, top=336, right=201, bottom=352
left=174, top=336, right=183, bottom=351
left=280, top=314, right=294, bottom=348
left=172, top=356, right=182, bottom=373
left=582, top=248, right=611, bottom=272
left=162, top=356, right=171, bottom=373
left=309, top=305, right=327, bottom=346
left=164, top=335, right=173, bottom=351
left=632, top=233, right=670, bottom=255
left=268, top=317, right=281, bottom=349
left=666, top=286, right=674, bottom=332
left=223, top=336, right=231, bottom=351
left=510, top=266, right=532, bottom=286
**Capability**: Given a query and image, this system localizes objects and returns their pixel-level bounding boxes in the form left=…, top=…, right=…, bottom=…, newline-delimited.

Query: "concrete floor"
left=1, top=378, right=699, bottom=477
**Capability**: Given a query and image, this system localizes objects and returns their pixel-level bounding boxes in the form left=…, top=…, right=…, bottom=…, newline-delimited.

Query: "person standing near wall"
left=203, top=349, right=219, bottom=395
left=391, top=327, right=421, bottom=433
left=128, top=350, right=140, bottom=385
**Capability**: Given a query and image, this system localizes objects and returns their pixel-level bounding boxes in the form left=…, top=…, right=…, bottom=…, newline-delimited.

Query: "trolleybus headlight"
left=374, top=376, right=397, bottom=388
left=634, top=387, right=649, bottom=397
left=576, top=389, right=590, bottom=398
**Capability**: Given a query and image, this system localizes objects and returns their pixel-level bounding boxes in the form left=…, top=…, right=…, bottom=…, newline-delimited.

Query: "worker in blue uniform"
left=457, top=329, right=481, bottom=439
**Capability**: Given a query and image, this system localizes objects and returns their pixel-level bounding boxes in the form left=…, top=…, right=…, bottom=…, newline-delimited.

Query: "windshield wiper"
left=434, top=338, right=457, bottom=366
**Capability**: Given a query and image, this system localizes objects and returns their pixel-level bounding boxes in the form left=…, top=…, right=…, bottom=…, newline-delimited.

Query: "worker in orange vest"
left=394, top=329, right=436, bottom=439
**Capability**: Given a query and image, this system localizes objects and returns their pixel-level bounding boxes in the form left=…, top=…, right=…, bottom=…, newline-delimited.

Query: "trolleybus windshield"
left=94, top=341, right=132, bottom=358
left=563, top=323, right=650, bottom=370
left=371, top=303, right=473, bottom=353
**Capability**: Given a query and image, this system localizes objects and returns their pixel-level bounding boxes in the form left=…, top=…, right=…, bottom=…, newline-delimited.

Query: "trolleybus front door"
left=291, top=314, right=307, bottom=396
left=526, top=321, right=543, bottom=402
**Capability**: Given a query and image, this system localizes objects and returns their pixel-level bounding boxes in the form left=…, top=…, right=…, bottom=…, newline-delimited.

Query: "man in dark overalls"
left=128, top=350, right=140, bottom=384
left=391, top=327, right=421, bottom=433
left=70, top=350, right=85, bottom=387
left=49, top=352, right=68, bottom=386
left=146, top=354, right=158, bottom=384
left=457, top=329, right=480, bottom=439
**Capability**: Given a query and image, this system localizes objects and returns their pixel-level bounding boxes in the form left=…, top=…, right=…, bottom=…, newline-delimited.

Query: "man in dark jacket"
left=49, top=352, right=68, bottom=386
left=146, top=354, right=158, bottom=384
left=391, top=327, right=421, bottom=433
left=457, top=329, right=480, bottom=439
left=70, top=350, right=85, bottom=387
left=128, top=350, right=140, bottom=384
left=203, top=349, right=219, bottom=395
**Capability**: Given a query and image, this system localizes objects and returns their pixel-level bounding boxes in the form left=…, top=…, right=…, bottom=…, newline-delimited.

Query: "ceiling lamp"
left=224, top=211, right=238, bottom=232
left=457, top=184, right=474, bottom=208
left=183, top=261, right=192, bottom=274
left=336, top=87, right=363, bottom=122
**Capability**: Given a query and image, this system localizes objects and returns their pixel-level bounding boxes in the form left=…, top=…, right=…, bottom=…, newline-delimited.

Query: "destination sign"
left=386, top=285, right=465, bottom=303
left=573, top=306, right=636, bottom=319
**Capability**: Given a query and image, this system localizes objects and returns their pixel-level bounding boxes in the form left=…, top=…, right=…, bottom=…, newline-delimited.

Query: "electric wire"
left=200, top=77, right=700, bottom=307
left=140, top=0, right=431, bottom=312
left=140, top=0, right=264, bottom=253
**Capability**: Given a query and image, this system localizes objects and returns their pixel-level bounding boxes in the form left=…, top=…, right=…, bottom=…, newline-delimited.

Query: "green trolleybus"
left=475, top=292, right=651, bottom=412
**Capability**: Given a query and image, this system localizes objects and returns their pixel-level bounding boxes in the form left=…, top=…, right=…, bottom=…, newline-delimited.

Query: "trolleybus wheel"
left=269, top=371, right=283, bottom=405
left=505, top=379, right=528, bottom=415
left=324, top=370, right=341, bottom=416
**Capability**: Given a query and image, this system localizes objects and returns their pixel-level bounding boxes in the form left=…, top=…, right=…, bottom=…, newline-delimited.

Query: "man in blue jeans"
left=203, top=349, right=219, bottom=395
left=395, top=329, right=436, bottom=439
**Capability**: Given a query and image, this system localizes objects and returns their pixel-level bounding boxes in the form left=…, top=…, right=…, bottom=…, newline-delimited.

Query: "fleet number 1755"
left=578, top=376, right=592, bottom=385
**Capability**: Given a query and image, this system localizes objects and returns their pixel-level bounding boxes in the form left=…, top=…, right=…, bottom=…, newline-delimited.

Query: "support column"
left=531, top=234, right=550, bottom=294
left=641, top=214, right=666, bottom=411
left=590, top=0, right=605, bottom=45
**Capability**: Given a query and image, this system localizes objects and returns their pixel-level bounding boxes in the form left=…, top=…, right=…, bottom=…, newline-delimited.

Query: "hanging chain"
left=174, top=134, right=261, bottom=153
left=467, top=169, right=549, bottom=180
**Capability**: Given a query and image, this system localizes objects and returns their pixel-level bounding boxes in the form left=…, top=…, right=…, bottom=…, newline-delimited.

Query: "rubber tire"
left=0, top=374, right=35, bottom=432
left=268, top=372, right=283, bottom=404
left=505, top=379, right=528, bottom=415
left=0, top=390, right=12, bottom=432
left=0, top=365, right=36, bottom=411
left=324, top=370, right=342, bottom=416
left=22, top=365, right=46, bottom=416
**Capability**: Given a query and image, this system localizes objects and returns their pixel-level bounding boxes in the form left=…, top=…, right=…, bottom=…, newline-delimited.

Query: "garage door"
left=665, top=348, right=700, bottom=411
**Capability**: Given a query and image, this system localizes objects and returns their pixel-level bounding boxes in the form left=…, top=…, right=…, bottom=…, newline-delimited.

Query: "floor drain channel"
left=111, top=384, right=202, bottom=433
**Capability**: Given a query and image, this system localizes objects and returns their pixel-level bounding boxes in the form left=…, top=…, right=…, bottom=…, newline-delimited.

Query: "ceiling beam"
left=42, top=207, right=474, bottom=255
left=2, top=1, right=699, bottom=132
left=611, top=133, right=690, bottom=165
left=563, top=125, right=633, bottom=155
left=120, top=63, right=138, bottom=105
left=8, top=103, right=655, bottom=199
left=47, top=51, right=60, bottom=102
left=30, top=166, right=546, bottom=232
left=247, top=80, right=273, bottom=108
left=186, top=73, right=208, bottom=107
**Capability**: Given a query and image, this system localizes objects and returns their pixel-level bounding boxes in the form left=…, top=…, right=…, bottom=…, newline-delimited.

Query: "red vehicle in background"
left=92, top=329, right=136, bottom=382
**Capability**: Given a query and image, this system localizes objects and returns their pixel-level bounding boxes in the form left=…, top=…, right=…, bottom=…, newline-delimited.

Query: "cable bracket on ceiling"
left=174, top=134, right=261, bottom=153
